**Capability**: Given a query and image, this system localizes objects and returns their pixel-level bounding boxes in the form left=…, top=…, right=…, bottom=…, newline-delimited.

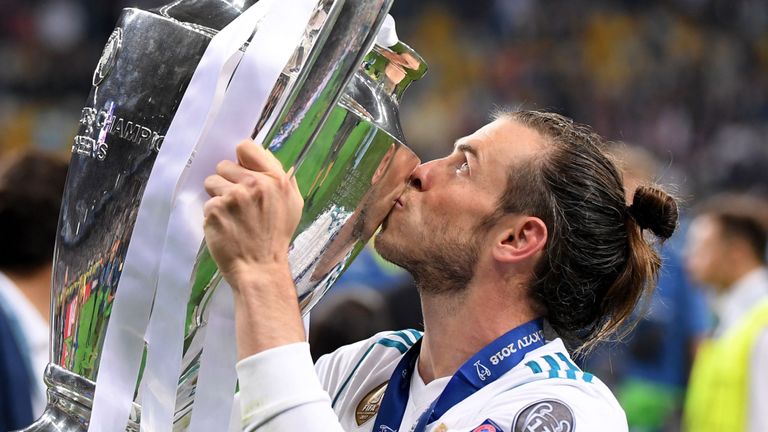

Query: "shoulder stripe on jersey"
left=525, top=361, right=542, bottom=374
left=556, top=352, right=579, bottom=379
left=374, top=329, right=424, bottom=353
left=384, top=330, right=422, bottom=348
left=542, top=355, right=560, bottom=378
left=556, top=352, right=580, bottom=371
left=406, top=328, right=423, bottom=342
left=392, top=330, right=415, bottom=346
left=527, top=353, right=592, bottom=383
left=330, top=331, right=423, bottom=408
left=377, top=338, right=409, bottom=353
left=331, top=343, right=377, bottom=408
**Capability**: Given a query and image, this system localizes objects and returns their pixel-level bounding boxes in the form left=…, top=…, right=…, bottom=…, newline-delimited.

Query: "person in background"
left=308, top=287, right=393, bottom=361
left=0, top=151, right=69, bottom=429
left=683, top=194, right=768, bottom=432
left=580, top=144, right=710, bottom=432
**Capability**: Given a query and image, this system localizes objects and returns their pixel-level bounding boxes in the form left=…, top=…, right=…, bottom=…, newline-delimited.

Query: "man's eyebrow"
left=454, top=141, right=479, bottom=159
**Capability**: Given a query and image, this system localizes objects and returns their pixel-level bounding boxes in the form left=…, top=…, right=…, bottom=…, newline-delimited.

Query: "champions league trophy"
left=22, top=0, right=425, bottom=430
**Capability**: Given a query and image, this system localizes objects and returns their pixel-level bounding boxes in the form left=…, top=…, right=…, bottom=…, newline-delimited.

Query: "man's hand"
left=203, top=139, right=305, bottom=358
left=203, top=139, right=303, bottom=286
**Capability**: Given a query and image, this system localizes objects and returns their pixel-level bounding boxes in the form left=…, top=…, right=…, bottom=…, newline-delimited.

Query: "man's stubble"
left=374, top=217, right=482, bottom=296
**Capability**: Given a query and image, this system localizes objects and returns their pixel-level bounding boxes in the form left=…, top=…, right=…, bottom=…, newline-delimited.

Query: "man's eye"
left=456, top=161, right=469, bottom=173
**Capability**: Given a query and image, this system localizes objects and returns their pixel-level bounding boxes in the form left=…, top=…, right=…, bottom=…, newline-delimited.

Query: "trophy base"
left=18, top=364, right=140, bottom=432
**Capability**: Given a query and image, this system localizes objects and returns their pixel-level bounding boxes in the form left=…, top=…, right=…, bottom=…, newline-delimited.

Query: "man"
left=683, top=194, right=768, bottom=432
left=204, top=110, right=679, bottom=431
left=0, top=151, right=68, bottom=429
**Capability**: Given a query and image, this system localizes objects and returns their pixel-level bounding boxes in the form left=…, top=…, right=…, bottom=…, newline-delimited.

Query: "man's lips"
left=382, top=196, right=406, bottom=229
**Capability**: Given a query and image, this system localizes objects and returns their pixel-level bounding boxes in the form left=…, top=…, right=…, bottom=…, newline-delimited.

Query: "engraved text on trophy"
left=73, top=106, right=164, bottom=160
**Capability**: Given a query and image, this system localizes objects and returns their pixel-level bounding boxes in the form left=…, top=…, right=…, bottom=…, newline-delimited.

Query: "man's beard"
left=374, top=222, right=482, bottom=296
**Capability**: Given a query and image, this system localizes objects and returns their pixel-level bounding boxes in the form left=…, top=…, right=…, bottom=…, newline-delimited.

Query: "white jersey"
left=233, top=330, right=627, bottom=432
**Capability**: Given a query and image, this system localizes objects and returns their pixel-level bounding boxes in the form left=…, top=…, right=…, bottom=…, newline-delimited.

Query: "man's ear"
left=492, top=216, right=548, bottom=264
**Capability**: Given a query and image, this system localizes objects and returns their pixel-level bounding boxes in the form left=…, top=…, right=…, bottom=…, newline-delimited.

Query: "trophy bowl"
left=22, top=0, right=426, bottom=431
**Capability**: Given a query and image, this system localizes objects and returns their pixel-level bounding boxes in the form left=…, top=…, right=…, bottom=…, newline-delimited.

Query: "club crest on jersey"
left=471, top=418, right=505, bottom=432
left=474, top=360, right=492, bottom=381
left=512, top=399, right=574, bottom=432
left=356, top=382, right=388, bottom=426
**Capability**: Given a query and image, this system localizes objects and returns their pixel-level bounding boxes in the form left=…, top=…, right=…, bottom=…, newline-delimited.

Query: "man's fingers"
left=216, top=159, right=251, bottom=183
left=236, top=139, right=284, bottom=175
left=203, top=196, right=224, bottom=219
left=204, top=174, right=235, bottom=197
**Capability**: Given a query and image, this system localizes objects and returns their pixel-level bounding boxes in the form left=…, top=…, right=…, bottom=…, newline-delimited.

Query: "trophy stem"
left=18, top=399, right=86, bottom=432
left=17, top=364, right=140, bottom=432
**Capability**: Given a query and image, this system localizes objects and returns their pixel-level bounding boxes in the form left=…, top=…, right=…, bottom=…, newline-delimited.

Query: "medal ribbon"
left=373, top=318, right=545, bottom=432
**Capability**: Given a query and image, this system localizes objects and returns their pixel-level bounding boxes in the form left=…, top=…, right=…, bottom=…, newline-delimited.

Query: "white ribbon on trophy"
left=88, top=1, right=315, bottom=430
left=141, top=1, right=316, bottom=430
left=183, top=14, right=402, bottom=432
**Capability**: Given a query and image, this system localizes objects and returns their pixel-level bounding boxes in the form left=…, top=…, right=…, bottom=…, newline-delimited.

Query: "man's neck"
left=3, top=266, right=52, bottom=323
left=723, top=260, right=764, bottom=291
left=416, top=279, right=538, bottom=384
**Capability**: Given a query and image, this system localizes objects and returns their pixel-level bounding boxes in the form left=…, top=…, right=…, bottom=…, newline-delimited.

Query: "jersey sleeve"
left=233, top=331, right=399, bottom=431
left=234, top=342, right=346, bottom=431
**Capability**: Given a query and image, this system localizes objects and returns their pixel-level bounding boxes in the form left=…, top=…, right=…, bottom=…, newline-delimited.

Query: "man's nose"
left=408, top=160, right=434, bottom=191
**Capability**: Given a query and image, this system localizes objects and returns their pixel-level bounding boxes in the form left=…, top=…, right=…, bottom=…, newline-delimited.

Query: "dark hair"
left=492, top=110, right=678, bottom=351
left=0, top=151, right=69, bottom=272
left=695, top=194, right=768, bottom=263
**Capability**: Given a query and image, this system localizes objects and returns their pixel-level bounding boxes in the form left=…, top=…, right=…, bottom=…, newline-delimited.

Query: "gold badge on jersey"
left=355, top=382, right=388, bottom=426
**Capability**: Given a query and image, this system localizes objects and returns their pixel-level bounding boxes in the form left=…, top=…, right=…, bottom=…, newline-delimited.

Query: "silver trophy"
left=21, top=0, right=425, bottom=430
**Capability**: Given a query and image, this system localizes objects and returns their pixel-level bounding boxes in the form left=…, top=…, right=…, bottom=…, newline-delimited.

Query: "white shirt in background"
left=0, top=271, right=49, bottom=416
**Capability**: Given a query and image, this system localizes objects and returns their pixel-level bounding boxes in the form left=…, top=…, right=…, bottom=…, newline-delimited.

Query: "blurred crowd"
left=2, top=0, right=768, bottom=431
left=3, top=0, right=768, bottom=199
left=393, top=0, right=768, bottom=199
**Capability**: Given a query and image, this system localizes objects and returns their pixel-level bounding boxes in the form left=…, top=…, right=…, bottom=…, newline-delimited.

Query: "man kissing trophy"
left=19, top=0, right=426, bottom=431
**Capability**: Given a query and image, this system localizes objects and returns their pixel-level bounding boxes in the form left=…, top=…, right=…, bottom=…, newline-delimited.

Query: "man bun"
left=627, top=185, right=679, bottom=241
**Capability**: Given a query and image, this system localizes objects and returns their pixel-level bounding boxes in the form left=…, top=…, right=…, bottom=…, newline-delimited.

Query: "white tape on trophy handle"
left=138, top=1, right=317, bottom=430
left=188, top=2, right=321, bottom=427
left=186, top=282, right=237, bottom=432
left=87, top=5, right=271, bottom=432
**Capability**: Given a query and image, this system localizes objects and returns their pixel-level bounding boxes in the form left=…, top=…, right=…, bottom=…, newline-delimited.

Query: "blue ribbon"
left=373, top=318, right=545, bottom=432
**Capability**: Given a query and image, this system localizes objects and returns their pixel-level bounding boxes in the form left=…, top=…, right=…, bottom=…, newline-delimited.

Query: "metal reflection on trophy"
left=21, top=0, right=426, bottom=431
